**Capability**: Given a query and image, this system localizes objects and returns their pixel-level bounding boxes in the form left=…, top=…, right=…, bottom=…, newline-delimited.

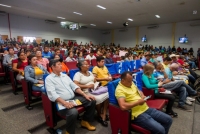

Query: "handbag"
left=90, top=86, right=108, bottom=95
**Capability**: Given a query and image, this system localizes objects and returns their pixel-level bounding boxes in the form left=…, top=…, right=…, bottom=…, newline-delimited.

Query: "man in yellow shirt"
left=115, top=71, right=172, bottom=134
left=92, top=56, right=112, bottom=86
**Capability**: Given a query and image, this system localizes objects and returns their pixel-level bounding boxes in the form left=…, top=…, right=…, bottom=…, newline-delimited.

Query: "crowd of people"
left=0, top=38, right=200, bottom=134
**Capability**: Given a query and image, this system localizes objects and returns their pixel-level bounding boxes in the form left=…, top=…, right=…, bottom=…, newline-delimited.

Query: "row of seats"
left=1, top=57, right=167, bottom=133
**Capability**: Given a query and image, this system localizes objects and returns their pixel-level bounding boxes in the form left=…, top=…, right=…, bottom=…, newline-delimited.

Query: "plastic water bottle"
left=56, top=129, right=62, bottom=134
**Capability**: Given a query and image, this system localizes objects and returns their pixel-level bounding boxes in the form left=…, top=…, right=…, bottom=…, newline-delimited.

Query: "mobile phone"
left=144, top=95, right=151, bottom=100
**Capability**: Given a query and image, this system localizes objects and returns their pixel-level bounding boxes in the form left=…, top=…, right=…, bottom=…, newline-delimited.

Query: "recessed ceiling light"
left=155, top=15, right=160, bottom=18
left=90, top=24, right=96, bottom=26
left=0, top=4, right=11, bottom=8
left=73, top=12, right=82, bottom=15
left=57, top=16, right=65, bottom=19
left=107, top=21, right=112, bottom=24
left=97, top=5, right=106, bottom=10
left=128, top=18, right=133, bottom=21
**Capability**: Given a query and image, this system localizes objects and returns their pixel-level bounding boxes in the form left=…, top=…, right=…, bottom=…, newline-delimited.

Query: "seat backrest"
left=135, top=59, right=142, bottom=69
left=69, top=69, right=79, bottom=80
left=85, top=59, right=90, bottom=66
left=107, top=79, right=120, bottom=105
left=0, top=61, right=4, bottom=73
left=91, top=59, right=97, bottom=66
left=65, top=61, right=77, bottom=70
left=112, top=57, right=117, bottom=63
left=105, top=63, right=119, bottom=75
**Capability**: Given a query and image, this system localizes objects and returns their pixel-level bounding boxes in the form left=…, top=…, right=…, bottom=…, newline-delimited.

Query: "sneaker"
left=192, top=69, right=196, bottom=71
left=185, top=99, right=193, bottom=106
left=187, top=97, right=195, bottom=102
left=177, top=105, right=192, bottom=112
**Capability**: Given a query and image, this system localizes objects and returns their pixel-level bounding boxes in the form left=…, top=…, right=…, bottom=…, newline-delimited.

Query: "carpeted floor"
left=0, top=71, right=200, bottom=134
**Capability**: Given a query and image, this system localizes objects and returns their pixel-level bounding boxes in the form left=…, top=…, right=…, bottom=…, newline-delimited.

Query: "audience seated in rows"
left=65, top=51, right=76, bottom=62
left=115, top=71, right=173, bottom=134
left=12, top=51, right=28, bottom=81
left=45, top=59, right=96, bottom=134
left=85, top=51, right=96, bottom=60
left=42, top=46, right=52, bottom=59
left=73, top=60, right=109, bottom=127
left=48, top=55, right=69, bottom=73
left=36, top=50, right=49, bottom=69
left=142, top=64, right=177, bottom=117
left=3, top=47, right=18, bottom=69
left=24, top=54, right=48, bottom=92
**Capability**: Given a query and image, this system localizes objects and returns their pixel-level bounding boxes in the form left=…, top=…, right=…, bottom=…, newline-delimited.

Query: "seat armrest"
left=142, top=87, right=155, bottom=99
left=109, top=103, right=131, bottom=134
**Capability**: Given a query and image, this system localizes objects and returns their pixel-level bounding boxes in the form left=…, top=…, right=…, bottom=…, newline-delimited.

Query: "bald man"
left=164, top=63, right=200, bottom=111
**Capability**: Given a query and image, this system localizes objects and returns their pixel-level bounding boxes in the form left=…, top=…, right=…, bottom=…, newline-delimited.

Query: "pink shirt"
left=36, top=58, right=49, bottom=69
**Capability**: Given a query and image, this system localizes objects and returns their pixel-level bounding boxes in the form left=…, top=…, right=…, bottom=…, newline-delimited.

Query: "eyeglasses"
left=82, top=64, right=89, bottom=66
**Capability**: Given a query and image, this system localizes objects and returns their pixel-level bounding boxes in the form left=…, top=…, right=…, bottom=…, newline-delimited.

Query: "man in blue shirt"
left=104, top=52, right=114, bottom=64
left=42, top=46, right=52, bottom=59
left=141, top=54, right=151, bottom=67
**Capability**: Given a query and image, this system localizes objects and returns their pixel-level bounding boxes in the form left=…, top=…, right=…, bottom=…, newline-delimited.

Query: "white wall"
left=103, top=22, right=200, bottom=56
left=175, top=21, right=200, bottom=56
left=114, top=27, right=136, bottom=47
left=0, top=14, right=102, bottom=45
left=138, top=23, right=172, bottom=47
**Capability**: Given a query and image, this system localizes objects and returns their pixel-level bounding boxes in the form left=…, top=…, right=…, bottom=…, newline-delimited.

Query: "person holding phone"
left=116, top=71, right=172, bottom=134
left=142, top=64, right=177, bottom=117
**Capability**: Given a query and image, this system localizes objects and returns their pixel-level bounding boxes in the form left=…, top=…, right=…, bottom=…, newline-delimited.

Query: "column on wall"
left=136, top=26, right=139, bottom=45
left=172, top=23, right=176, bottom=47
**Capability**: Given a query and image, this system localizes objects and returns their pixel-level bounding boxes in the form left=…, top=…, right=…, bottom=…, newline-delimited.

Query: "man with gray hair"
left=164, top=63, right=200, bottom=111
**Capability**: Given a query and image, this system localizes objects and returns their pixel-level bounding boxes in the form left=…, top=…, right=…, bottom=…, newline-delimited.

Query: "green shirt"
left=142, top=74, right=159, bottom=93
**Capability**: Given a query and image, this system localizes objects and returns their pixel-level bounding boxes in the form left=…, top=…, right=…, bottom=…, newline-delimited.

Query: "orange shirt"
left=48, top=62, right=69, bottom=73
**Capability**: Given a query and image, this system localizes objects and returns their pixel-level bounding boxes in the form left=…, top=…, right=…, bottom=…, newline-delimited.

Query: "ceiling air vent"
left=0, top=11, right=7, bottom=16
left=147, top=25, right=159, bottom=29
left=80, top=26, right=88, bottom=29
left=102, top=31, right=110, bottom=34
left=119, top=28, right=128, bottom=32
left=45, top=20, right=57, bottom=24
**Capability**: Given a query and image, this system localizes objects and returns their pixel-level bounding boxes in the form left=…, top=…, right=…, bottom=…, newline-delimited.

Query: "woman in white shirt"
left=65, top=51, right=76, bottom=62
left=73, top=60, right=109, bottom=127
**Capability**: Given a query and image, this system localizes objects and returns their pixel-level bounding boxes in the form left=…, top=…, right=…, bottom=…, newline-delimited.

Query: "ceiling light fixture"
left=97, top=5, right=106, bottom=10
left=90, top=24, right=96, bottom=26
left=73, top=12, right=82, bottom=15
left=107, top=21, right=112, bottom=24
left=128, top=18, right=133, bottom=21
left=0, top=4, right=11, bottom=8
left=155, top=15, right=160, bottom=18
left=57, top=16, right=65, bottom=19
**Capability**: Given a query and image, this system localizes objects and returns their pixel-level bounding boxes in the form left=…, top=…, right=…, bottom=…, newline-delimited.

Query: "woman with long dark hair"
left=12, top=51, right=28, bottom=81
left=24, top=54, right=48, bottom=92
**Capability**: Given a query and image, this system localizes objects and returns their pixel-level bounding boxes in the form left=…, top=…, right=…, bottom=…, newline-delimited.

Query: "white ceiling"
left=0, top=0, right=200, bottom=30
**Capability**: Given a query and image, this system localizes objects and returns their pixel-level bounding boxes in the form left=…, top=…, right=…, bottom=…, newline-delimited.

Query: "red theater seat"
left=31, top=91, right=42, bottom=97
left=91, top=59, right=97, bottom=66
left=21, top=79, right=41, bottom=110
left=109, top=104, right=151, bottom=134
left=65, top=61, right=77, bottom=70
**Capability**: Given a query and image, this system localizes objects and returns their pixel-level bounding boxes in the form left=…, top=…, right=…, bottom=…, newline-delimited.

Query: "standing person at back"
left=92, top=56, right=112, bottom=86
